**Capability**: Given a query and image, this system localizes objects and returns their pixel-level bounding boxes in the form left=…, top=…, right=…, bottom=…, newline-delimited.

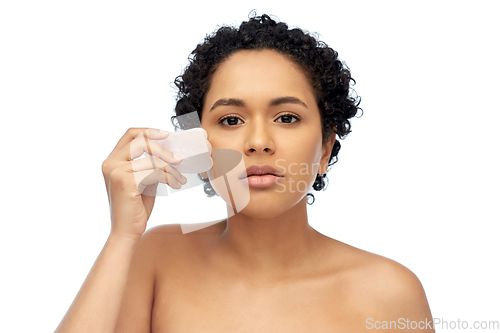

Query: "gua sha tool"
left=138, top=127, right=213, bottom=174
left=129, top=111, right=250, bottom=234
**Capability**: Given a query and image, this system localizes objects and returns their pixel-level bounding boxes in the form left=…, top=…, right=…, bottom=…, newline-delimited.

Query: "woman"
left=55, top=14, right=434, bottom=332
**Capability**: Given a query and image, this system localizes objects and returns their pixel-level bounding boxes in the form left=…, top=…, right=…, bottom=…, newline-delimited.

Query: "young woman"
left=55, top=14, right=434, bottom=333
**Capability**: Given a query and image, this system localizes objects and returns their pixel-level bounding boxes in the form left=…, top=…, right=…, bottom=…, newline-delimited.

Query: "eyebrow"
left=209, top=96, right=308, bottom=112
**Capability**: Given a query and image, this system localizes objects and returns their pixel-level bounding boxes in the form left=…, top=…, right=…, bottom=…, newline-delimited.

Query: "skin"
left=199, top=49, right=336, bottom=285
left=111, top=49, right=435, bottom=332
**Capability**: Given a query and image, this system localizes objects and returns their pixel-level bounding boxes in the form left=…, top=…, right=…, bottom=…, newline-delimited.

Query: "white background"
left=1, top=1, right=499, bottom=332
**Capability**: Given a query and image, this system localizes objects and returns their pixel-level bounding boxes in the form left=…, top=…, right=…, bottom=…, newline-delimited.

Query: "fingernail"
left=173, top=154, right=182, bottom=161
left=159, top=129, right=169, bottom=134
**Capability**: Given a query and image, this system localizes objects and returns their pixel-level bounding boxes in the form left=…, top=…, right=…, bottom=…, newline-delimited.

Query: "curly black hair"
left=171, top=12, right=362, bottom=205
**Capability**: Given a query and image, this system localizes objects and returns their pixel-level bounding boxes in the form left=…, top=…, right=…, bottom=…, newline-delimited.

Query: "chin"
left=237, top=204, right=286, bottom=220
left=236, top=192, right=303, bottom=219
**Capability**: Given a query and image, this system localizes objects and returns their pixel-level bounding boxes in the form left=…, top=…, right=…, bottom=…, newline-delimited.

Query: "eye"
left=218, top=115, right=243, bottom=126
left=276, top=112, right=301, bottom=124
left=217, top=112, right=301, bottom=127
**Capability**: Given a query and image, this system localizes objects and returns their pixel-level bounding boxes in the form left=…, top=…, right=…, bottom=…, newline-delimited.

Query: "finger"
left=109, top=127, right=168, bottom=157
left=131, top=156, right=187, bottom=185
left=127, top=131, right=182, bottom=165
left=110, top=128, right=178, bottom=164
left=135, top=169, right=183, bottom=194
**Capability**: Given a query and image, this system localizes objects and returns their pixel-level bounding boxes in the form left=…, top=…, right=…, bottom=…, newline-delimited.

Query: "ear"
left=319, top=130, right=336, bottom=175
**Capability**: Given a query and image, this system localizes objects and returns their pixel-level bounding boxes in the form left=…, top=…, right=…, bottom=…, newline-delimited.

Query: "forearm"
left=54, top=233, right=140, bottom=333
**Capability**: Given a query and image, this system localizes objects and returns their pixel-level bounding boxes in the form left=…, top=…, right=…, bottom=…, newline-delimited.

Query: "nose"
left=244, top=117, right=275, bottom=155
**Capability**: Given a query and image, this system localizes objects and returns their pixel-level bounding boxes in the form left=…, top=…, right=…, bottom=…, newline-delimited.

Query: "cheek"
left=205, top=136, right=227, bottom=151
left=201, top=123, right=218, bottom=147
left=292, top=131, right=323, bottom=159
left=284, top=141, right=323, bottom=177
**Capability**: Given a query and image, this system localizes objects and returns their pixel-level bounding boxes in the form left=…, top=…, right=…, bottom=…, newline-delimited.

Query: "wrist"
left=108, top=230, right=142, bottom=246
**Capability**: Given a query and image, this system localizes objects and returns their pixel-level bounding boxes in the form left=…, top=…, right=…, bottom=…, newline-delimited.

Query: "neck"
left=212, top=196, right=326, bottom=283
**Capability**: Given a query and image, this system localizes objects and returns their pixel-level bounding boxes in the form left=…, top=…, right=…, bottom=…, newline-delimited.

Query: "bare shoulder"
left=140, top=221, right=226, bottom=259
left=144, top=221, right=225, bottom=242
left=140, top=224, right=190, bottom=259
left=138, top=224, right=181, bottom=252
left=340, top=242, right=425, bottom=297
left=327, top=240, right=434, bottom=330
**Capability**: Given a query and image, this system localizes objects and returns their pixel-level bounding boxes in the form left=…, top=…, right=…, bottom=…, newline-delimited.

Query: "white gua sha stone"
left=138, top=128, right=213, bottom=174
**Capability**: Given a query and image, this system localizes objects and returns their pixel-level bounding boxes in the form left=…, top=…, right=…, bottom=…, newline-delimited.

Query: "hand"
left=101, top=128, right=187, bottom=240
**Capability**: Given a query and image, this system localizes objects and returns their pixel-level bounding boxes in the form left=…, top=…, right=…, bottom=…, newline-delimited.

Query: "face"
left=201, top=49, right=335, bottom=218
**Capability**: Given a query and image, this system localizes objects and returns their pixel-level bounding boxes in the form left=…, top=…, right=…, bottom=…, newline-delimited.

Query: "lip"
left=242, top=174, right=282, bottom=188
left=239, top=164, right=285, bottom=180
